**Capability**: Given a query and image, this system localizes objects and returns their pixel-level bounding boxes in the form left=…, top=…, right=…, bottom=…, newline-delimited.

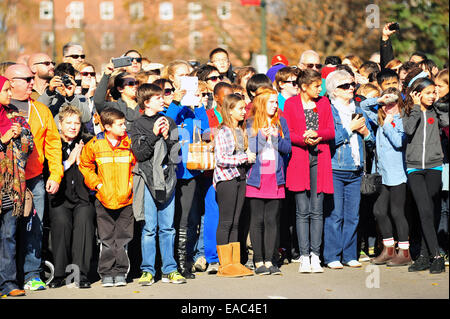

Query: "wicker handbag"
left=186, top=125, right=215, bottom=171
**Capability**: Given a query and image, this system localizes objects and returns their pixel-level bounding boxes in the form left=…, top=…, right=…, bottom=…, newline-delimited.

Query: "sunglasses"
left=13, top=76, right=34, bottom=83
left=123, top=80, right=138, bottom=87
left=130, top=57, right=142, bottom=63
left=164, top=88, right=175, bottom=96
left=337, top=82, right=356, bottom=90
left=34, top=61, right=56, bottom=67
left=206, top=75, right=224, bottom=82
left=283, top=80, right=298, bottom=86
left=305, top=63, right=323, bottom=69
left=80, top=72, right=96, bottom=77
left=65, top=54, right=85, bottom=59
left=201, top=92, right=209, bottom=97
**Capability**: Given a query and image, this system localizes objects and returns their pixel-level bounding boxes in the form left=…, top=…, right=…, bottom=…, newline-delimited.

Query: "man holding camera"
left=37, top=63, right=91, bottom=126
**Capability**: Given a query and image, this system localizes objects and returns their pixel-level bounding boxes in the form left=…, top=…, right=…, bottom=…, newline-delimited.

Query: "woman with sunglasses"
left=77, top=62, right=100, bottom=135
left=323, top=70, right=375, bottom=270
left=165, top=61, right=210, bottom=280
left=197, top=64, right=224, bottom=110
left=153, top=78, right=175, bottom=113
left=124, top=50, right=143, bottom=76
left=94, top=59, right=139, bottom=132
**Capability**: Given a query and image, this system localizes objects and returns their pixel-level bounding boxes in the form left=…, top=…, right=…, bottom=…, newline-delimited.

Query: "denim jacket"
left=246, top=117, right=291, bottom=187
left=330, top=103, right=375, bottom=171
left=360, top=98, right=407, bottom=186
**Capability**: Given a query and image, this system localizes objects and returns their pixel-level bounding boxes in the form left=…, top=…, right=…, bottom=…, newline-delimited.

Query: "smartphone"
left=388, top=22, right=400, bottom=31
left=351, top=113, right=361, bottom=120
left=112, top=56, right=132, bottom=68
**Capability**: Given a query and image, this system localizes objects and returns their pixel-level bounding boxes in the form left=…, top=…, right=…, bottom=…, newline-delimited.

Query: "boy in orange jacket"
left=79, top=107, right=136, bottom=287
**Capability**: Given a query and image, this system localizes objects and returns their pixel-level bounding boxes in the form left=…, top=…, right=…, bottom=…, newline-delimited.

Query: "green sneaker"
left=138, top=272, right=154, bottom=286
left=24, top=278, right=46, bottom=291
left=162, top=271, right=186, bottom=284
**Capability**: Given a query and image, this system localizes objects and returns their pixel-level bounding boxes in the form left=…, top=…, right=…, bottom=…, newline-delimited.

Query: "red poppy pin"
left=355, top=97, right=362, bottom=102
left=428, top=117, right=435, bottom=125
left=122, top=140, right=129, bottom=147
left=391, top=122, right=396, bottom=128
left=313, top=107, right=318, bottom=113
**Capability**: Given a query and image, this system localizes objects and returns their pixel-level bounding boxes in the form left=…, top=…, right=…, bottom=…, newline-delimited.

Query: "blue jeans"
left=324, top=170, right=362, bottom=264
left=203, top=180, right=219, bottom=263
left=141, top=185, right=177, bottom=276
left=19, top=175, right=46, bottom=282
left=0, top=209, right=18, bottom=295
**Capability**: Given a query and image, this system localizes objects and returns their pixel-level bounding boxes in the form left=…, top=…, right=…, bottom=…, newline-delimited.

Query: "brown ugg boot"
left=387, top=248, right=412, bottom=266
left=371, top=245, right=396, bottom=265
left=216, top=244, right=244, bottom=277
left=230, top=242, right=254, bottom=276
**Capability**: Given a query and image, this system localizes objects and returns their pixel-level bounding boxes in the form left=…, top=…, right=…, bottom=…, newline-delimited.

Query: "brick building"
left=4, top=0, right=260, bottom=73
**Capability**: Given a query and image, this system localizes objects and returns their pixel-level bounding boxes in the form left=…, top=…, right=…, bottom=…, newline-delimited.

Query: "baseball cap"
left=271, top=54, right=288, bottom=66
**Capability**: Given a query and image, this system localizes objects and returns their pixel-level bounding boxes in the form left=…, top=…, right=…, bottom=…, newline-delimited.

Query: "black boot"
left=429, top=256, right=445, bottom=274
left=408, top=255, right=430, bottom=272
left=177, top=228, right=195, bottom=279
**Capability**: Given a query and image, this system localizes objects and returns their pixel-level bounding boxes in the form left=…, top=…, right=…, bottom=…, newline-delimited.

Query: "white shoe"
left=344, top=260, right=362, bottom=268
left=327, top=261, right=344, bottom=269
left=310, top=253, right=324, bottom=273
left=298, top=255, right=312, bottom=273
left=291, top=256, right=301, bottom=263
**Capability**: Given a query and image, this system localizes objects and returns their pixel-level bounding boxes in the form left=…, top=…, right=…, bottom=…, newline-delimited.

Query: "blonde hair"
left=78, top=61, right=96, bottom=73
left=250, top=87, right=284, bottom=138
left=343, top=55, right=363, bottom=71
left=385, top=59, right=403, bottom=71
left=59, top=105, right=82, bottom=123
left=161, top=60, right=192, bottom=80
left=436, top=68, right=449, bottom=86
left=356, top=83, right=380, bottom=98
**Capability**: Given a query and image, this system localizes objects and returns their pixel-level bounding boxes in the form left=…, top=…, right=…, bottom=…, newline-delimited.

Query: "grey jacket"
left=403, top=104, right=449, bottom=169
left=38, top=89, right=91, bottom=125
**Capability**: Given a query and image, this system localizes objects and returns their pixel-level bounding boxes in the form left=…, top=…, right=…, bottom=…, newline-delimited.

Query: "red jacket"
left=283, top=95, right=334, bottom=194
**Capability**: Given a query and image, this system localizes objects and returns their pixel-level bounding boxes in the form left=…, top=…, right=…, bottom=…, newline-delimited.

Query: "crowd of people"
left=0, top=22, right=448, bottom=297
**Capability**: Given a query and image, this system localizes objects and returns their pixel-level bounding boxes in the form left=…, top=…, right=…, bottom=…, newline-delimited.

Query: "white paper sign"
left=180, top=76, right=200, bottom=106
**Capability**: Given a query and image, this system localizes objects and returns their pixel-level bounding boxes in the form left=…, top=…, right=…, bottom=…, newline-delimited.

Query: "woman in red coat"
left=283, top=69, right=334, bottom=274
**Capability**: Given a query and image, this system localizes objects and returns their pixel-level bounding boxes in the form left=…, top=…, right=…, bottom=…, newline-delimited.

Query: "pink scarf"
left=0, top=76, right=12, bottom=135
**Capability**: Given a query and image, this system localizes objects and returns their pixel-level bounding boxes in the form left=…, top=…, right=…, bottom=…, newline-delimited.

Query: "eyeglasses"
left=206, top=75, right=224, bottom=82
left=164, top=88, right=175, bottom=96
left=130, top=57, right=142, bottom=63
left=337, top=82, right=356, bottom=90
left=212, top=58, right=229, bottom=64
left=283, top=80, right=298, bottom=86
left=80, top=72, right=96, bottom=77
left=13, top=76, right=34, bottom=83
left=305, top=63, right=323, bottom=69
left=34, top=61, right=55, bottom=67
left=65, top=54, right=85, bottom=59
left=123, top=80, right=138, bottom=87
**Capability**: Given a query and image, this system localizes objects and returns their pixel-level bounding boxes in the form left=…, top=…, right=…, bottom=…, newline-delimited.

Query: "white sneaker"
left=298, top=255, right=312, bottom=273
left=344, top=260, right=362, bottom=268
left=310, top=253, right=324, bottom=273
left=327, top=261, right=344, bottom=269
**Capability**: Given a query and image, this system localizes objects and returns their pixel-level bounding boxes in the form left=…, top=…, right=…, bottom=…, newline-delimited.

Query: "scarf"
left=0, top=76, right=12, bottom=135
left=0, top=104, right=33, bottom=216
left=332, top=98, right=360, bottom=166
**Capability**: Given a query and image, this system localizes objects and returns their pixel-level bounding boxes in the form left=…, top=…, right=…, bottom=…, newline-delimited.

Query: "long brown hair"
left=250, top=87, right=284, bottom=138
left=220, top=93, right=248, bottom=150
left=377, top=87, right=404, bottom=126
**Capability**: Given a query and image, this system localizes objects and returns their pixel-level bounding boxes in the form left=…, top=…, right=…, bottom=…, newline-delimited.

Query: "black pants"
left=216, top=176, right=246, bottom=245
left=373, top=183, right=408, bottom=242
left=408, top=170, right=442, bottom=257
left=95, top=201, right=134, bottom=277
left=249, top=198, right=281, bottom=263
left=49, top=201, right=96, bottom=278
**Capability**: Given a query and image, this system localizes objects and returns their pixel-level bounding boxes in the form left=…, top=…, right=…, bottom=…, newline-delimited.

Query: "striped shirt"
left=213, top=126, right=248, bottom=187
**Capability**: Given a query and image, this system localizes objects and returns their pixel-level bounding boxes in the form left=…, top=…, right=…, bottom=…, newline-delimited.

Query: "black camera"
left=388, top=22, right=400, bottom=31
left=61, top=74, right=73, bottom=87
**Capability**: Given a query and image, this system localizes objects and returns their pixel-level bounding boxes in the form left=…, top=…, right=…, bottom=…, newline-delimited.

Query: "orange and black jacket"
left=79, top=132, right=136, bottom=210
